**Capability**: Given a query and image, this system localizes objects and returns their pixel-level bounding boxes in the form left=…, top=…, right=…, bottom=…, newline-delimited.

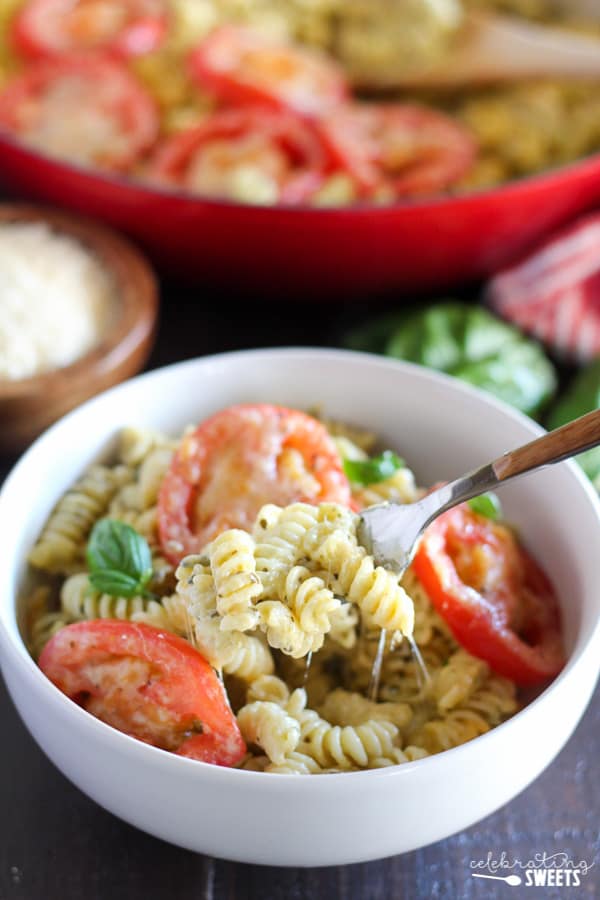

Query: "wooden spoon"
left=362, top=12, right=600, bottom=89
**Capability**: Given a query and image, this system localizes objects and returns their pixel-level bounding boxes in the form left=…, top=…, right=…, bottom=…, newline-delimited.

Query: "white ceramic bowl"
left=0, top=348, right=599, bottom=867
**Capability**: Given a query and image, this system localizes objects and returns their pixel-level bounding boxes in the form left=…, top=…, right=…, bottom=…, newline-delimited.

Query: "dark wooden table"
left=1, top=289, right=598, bottom=900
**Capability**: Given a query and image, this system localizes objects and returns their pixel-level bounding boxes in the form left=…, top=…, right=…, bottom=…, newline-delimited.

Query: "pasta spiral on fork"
left=209, top=529, right=262, bottom=632
left=176, top=554, right=275, bottom=680
left=283, top=565, right=341, bottom=636
left=308, top=529, right=414, bottom=636
left=253, top=503, right=321, bottom=594
left=256, top=599, right=324, bottom=658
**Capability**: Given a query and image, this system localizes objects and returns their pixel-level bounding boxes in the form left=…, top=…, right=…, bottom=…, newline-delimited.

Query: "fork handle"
left=424, top=407, right=600, bottom=525
left=358, top=407, right=600, bottom=578
left=493, top=407, right=600, bottom=480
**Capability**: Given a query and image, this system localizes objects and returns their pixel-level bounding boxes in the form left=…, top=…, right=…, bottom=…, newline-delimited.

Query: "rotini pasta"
left=256, top=598, right=324, bottom=658
left=117, top=426, right=177, bottom=467
left=29, top=608, right=73, bottom=659
left=294, top=707, right=400, bottom=770
left=352, top=467, right=421, bottom=509
left=176, top=554, right=275, bottom=680
left=237, top=700, right=301, bottom=765
left=253, top=502, right=321, bottom=595
left=408, top=708, right=492, bottom=754
left=26, top=413, right=531, bottom=776
left=219, top=633, right=276, bottom=682
left=306, top=528, right=414, bottom=636
left=326, top=602, right=359, bottom=649
left=28, top=464, right=132, bottom=574
left=238, top=684, right=414, bottom=771
left=282, top=566, right=340, bottom=637
left=431, top=648, right=490, bottom=713
left=246, top=674, right=291, bottom=705
left=27, top=585, right=70, bottom=659
left=60, top=573, right=178, bottom=633
left=317, top=688, right=412, bottom=730
left=238, top=753, right=271, bottom=772
left=136, top=447, right=175, bottom=506
left=459, top=674, right=518, bottom=726
left=369, top=745, right=430, bottom=768
left=209, top=529, right=262, bottom=632
left=265, top=751, right=323, bottom=775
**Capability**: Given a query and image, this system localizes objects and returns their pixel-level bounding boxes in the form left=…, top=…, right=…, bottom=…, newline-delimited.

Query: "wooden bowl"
left=0, top=204, right=159, bottom=453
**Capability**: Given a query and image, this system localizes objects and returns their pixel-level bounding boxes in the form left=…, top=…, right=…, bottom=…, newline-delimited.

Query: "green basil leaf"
left=88, top=569, right=147, bottom=599
left=547, top=358, right=600, bottom=484
left=343, top=450, right=404, bottom=485
left=455, top=340, right=557, bottom=418
left=343, top=313, right=409, bottom=354
left=385, top=303, right=517, bottom=371
left=548, top=357, right=600, bottom=428
left=380, top=302, right=556, bottom=418
left=577, top=446, right=600, bottom=483
left=468, top=493, right=502, bottom=521
left=87, top=519, right=153, bottom=597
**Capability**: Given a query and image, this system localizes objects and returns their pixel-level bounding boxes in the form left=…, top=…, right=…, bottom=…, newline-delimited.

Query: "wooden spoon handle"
left=493, top=408, right=600, bottom=481
left=379, top=12, right=600, bottom=89
left=459, top=13, right=600, bottom=82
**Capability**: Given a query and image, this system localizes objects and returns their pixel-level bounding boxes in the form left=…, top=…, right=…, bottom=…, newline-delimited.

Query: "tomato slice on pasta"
left=39, top=620, right=246, bottom=766
left=0, top=55, right=159, bottom=169
left=319, top=102, right=476, bottom=198
left=158, top=404, right=352, bottom=564
left=189, top=26, right=349, bottom=119
left=12, top=0, right=168, bottom=60
left=147, top=107, right=329, bottom=204
left=412, top=505, right=564, bottom=685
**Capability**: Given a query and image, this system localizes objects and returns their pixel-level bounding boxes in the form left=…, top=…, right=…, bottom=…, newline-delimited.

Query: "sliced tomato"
left=12, top=0, right=168, bottom=60
left=158, top=404, right=352, bottom=564
left=412, top=505, right=564, bottom=686
left=319, top=102, right=476, bottom=198
left=39, top=620, right=246, bottom=766
left=147, top=107, right=328, bottom=204
left=0, top=55, right=158, bottom=170
left=188, top=26, right=348, bottom=119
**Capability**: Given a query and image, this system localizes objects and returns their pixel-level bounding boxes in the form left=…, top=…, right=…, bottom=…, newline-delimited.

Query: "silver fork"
left=357, top=407, right=600, bottom=698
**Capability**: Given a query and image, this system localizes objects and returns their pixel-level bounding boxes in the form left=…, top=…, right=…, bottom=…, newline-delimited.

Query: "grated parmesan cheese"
left=0, top=222, right=114, bottom=381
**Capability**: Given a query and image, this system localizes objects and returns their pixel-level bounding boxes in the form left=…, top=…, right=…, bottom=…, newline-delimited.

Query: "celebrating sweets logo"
left=469, top=851, right=595, bottom=888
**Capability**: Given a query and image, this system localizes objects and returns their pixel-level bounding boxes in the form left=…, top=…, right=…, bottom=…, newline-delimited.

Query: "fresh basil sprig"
left=87, top=519, right=155, bottom=599
left=343, top=450, right=404, bottom=486
left=547, top=357, right=600, bottom=486
left=467, top=493, right=502, bottom=521
left=343, top=302, right=557, bottom=419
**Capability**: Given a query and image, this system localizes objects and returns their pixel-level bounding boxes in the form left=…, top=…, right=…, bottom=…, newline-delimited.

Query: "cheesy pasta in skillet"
left=0, top=1, right=598, bottom=204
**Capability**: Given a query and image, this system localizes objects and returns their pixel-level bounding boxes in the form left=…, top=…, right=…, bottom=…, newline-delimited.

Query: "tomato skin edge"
left=39, top=620, right=246, bottom=766
left=11, top=0, right=168, bottom=61
left=147, top=108, right=331, bottom=205
left=318, top=102, right=477, bottom=199
left=188, top=26, right=350, bottom=121
left=0, top=54, right=160, bottom=169
left=157, top=403, right=352, bottom=565
left=412, top=510, right=565, bottom=686
left=110, top=16, right=168, bottom=58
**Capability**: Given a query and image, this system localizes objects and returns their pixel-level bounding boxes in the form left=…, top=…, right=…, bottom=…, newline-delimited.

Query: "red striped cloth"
left=487, top=214, right=600, bottom=363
